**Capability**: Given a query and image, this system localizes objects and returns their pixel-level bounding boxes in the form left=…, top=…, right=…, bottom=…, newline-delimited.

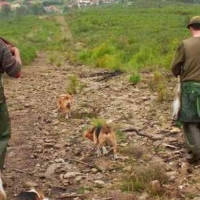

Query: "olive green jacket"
left=171, top=37, right=200, bottom=82
left=0, top=40, right=21, bottom=103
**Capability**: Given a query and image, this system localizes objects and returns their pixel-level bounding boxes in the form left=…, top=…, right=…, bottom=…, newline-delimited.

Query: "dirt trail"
left=2, top=51, right=167, bottom=199
left=3, top=16, right=200, bottom=200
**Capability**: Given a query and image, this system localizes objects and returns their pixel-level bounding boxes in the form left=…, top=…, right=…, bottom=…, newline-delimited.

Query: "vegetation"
left=0, top=15, right=63, bottom=65
left=65, top=2, right=200, bottom=72
left=66, top=74, right=85, bottom=94
left=91, top=118, right=107, bottom=128
left=129, top=71, right=141, bottom=85
left=1, top=1, right=200, bottom=71
left=149, top=70, right=167, bottom=101
left=121, top=161, right=169, bottom=196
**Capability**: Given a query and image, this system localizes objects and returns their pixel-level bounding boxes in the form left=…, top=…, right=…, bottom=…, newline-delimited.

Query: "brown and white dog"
left=83, top=124, right=117, bottom=159
left=16, top=188, right=49, bottom=200
left=57, top=93, right=74, bottom=119
left=0, top=173, right=6, bottom=200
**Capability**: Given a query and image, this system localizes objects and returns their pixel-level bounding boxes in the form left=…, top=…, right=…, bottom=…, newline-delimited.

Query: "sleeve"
left=0, top=42, right=21, bottom=78
left=171, top=42, right=185, bottom=77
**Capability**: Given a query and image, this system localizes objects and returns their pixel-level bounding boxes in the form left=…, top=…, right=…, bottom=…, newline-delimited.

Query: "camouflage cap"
left=187, top=16, right=200, bottom=29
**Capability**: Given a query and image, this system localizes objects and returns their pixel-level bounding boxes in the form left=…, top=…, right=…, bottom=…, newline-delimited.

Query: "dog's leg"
left=65, top=113, right=69, bottom=119
left=102, top=146, right=108, bottom=155
left=93, top=132, right=102, bottom=157
left=110, top=134, right=118, bottom=159
left=68, top=111, right=71, bottom=118
left=113, top=148, right=118, bottom=159
left=96, top=146, right=102, bottom=157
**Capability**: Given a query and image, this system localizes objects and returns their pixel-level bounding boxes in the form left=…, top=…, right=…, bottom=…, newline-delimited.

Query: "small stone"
left=193, top=197, right=200, bottom=200
left=150, top=180, right=161, bottom=192
left=180, top=162, right=190, bottom=175
left=63, top=172, right=81, bottom=179
left=138, top=192, right=150, bottom=200
left=55, top=158, right=65, bottom=163
left=170, top=127, right=180, bottom=134
left=24, top=181, right=38, bottom=188
left=91, top=168, right=98, bottom=173
left=94, top=180, right=105, bottom=188
left=74, top=176, right=83, bottom=182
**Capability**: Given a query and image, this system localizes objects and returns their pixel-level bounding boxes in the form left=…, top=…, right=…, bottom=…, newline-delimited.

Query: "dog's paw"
left=113, top=154, right=118, bottom=160
left=102, top=146, right=108, bottom=155
left=96, top=148, right=102, bottom=157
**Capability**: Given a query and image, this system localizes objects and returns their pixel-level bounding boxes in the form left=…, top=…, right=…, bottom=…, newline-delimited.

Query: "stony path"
left=3, top=51, right=200, bottom=200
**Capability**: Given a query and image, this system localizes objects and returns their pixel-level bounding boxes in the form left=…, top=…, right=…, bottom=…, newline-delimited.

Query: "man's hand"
left=9, top=46, right=22, bottom=66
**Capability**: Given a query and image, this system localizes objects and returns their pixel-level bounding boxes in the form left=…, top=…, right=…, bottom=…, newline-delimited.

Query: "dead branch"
left=89, top=70, right=123, bottom=81
left=121, top=127, right=163, bottom=141
left=162, top=143, right=178, bottom=149
left=13, top=168, right=35, bottom=175
left=89, top=70, right=123, bottom=77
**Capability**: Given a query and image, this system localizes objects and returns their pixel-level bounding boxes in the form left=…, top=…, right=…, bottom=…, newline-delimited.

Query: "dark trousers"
left=183, top=122, right=200, bottom=159
left=0, top=101, right=11, bottom=170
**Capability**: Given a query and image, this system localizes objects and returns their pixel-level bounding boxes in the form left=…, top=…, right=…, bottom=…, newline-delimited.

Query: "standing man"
left=171, top=16, right=200, bottom=163
left=0, top=37, right=22, bottom=172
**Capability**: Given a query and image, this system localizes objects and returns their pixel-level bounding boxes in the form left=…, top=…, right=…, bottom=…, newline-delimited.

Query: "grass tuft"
left=121, top=161, right=168, bottom=195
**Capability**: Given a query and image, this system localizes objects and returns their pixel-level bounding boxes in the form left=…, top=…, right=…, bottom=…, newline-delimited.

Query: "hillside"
left=2, top=5, right=200, bottom=199
left=2, top=51, right=200, bottom=200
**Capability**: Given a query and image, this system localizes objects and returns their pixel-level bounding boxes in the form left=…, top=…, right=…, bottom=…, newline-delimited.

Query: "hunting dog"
left=57, top=93, right=74, bottom=119
left=83, top=124, right=117, bottom=159
left=16, top=188, right=49, bottom=200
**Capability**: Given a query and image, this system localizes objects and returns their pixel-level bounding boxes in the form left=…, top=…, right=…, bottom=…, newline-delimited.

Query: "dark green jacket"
left=0, top=40, right=21, bottom=103
left=171, top=37, right=200, bottom=82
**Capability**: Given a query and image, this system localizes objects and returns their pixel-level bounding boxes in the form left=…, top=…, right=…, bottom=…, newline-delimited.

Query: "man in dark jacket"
left=171, top=16, right=200, bottom=163
left=0, top=38, right=21, bottom=171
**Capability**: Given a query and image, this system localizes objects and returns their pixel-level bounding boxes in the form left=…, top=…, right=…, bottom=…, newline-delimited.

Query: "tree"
left=16, top=5, right=28, bottom=16
left=1, top=4, right=11, bottom=15
left=29, top=4, right=45, bottom=15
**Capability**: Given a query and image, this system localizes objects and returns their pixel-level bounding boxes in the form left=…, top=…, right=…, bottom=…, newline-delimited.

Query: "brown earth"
left=3, top=51, right=200, bottom=200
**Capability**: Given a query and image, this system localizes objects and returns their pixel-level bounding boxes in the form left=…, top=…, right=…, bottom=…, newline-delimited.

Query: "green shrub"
left=121, top=161, right=168, bottom=195
left=116, top=130, right=127, bottom=142
left=95, top=54, right=121, bottom=70
left=149, top=70, right=167, bottom=102
left=66, top=74, right=79, bottom=95
left=129, top=71, right=141, bottom=85
left=66, top=2, right=196, bottom=72
left=91, top=118, right=107, bottom=128
left=0, top=15, right=63, bottom=65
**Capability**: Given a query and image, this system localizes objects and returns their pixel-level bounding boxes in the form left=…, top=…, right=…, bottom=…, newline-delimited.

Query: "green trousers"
left=0, top=101, right=11, bottom=170
left=179, top=82, right=200, bottom=122
left=183, top=122, right=200, bottom=159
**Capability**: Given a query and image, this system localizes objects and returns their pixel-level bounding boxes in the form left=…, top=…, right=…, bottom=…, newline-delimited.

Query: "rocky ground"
left=2, top=52, right=200, bottom=200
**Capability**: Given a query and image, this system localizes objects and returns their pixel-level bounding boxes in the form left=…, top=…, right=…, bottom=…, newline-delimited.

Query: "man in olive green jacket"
left=171, top=16, right=200, bottom=163
left=0, top=38, right=21, bottom=171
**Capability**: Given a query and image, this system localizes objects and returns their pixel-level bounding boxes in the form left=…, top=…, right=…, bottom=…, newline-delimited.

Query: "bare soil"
left=3, top=52, right=200, bottom=200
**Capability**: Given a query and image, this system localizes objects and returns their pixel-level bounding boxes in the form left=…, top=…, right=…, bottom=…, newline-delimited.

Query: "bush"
left=91, top=118, right=107, bottom=128
left=129, top=71, right=141, bottom=85
left=0, top=15, right=63, bottom=65
left=121, top=161, right=168, bottom=195
left=66, top=74, right=80, bottom=95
